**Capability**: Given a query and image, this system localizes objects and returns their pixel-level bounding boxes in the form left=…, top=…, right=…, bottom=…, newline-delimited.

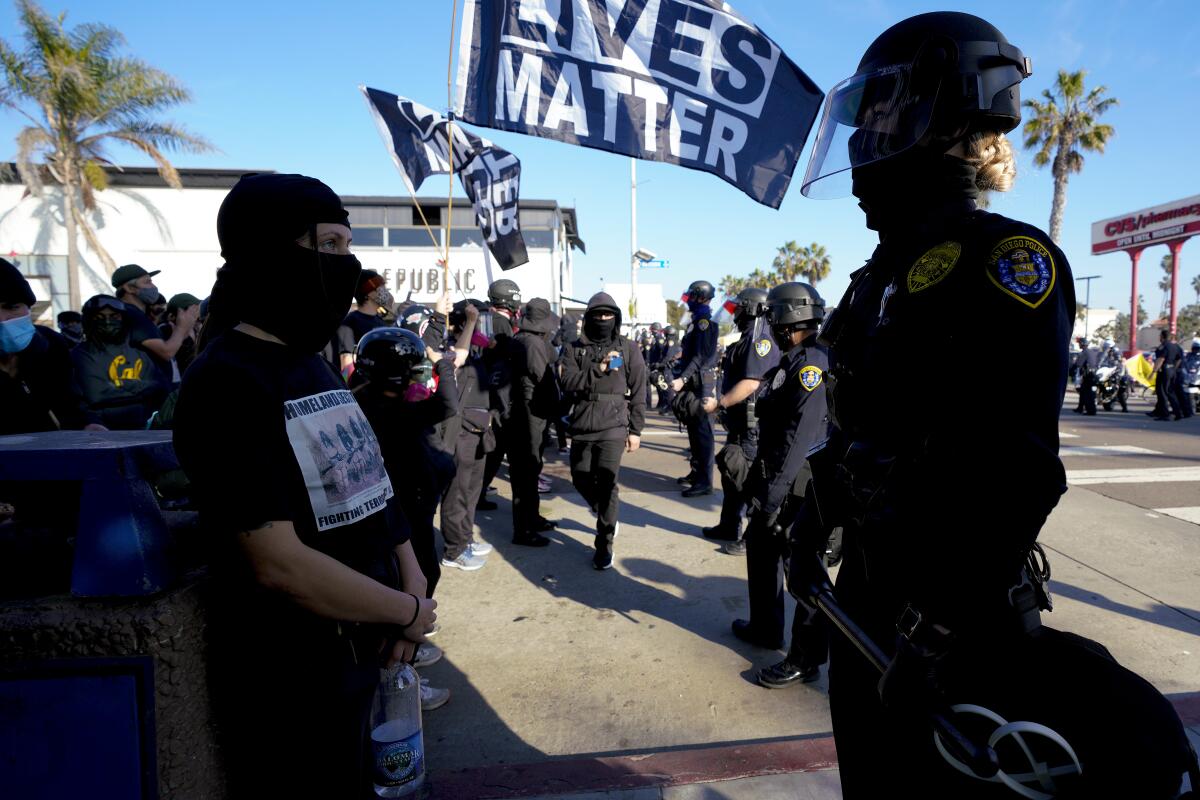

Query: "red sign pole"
left=1167, top=238, right=1185, bottom=337
left=1128, top=247, right=1143, bottom=354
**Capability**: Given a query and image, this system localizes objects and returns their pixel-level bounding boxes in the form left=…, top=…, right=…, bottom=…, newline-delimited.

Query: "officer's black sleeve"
left=678, top=322, right=717, bottom=383
left=761, top=361, right=829, bottom=517
left=625, top=341, right=647, bottom=436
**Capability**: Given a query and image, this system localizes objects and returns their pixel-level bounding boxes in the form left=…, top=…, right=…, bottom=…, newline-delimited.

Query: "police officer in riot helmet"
left=701, top=287, right=778, bottom=552
left=670, top=280, right=719, bottom=496
left=801, top=12, right=1198, bottom=797
left=478, top=278, right=522, bottom=509
left=733, top=282, right=831, bottom=687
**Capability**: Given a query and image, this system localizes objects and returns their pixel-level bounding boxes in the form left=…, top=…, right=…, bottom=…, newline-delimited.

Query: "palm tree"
left=1158, top=254, right=1174, bottom=316
left=0, top=0, right=212, bottom=309
left=747, top=268, right=774, bottom=290
left=804, top=242, right=831, bottom=285
left=1191, top=273, right=1200, bottom=304
left=1022, top=69, right=1117, bottom=243
left=719, top=274, right=749, bottom=297
left=771, top=241, right=808, bottom=282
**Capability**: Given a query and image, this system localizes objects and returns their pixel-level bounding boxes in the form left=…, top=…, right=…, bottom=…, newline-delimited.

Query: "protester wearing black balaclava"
left=173, top=174, right=437, bottom=798
left=558, top=292, right=647, bottom=570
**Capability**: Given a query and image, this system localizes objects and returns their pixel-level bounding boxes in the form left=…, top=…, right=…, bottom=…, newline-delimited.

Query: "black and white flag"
left=362, top=86, right=530, bottom=270
left=453, top=0, right=824, bottom=208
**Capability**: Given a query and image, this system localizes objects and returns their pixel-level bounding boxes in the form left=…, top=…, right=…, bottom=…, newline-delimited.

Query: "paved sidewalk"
left=416, top=410, right=1200, bottom=799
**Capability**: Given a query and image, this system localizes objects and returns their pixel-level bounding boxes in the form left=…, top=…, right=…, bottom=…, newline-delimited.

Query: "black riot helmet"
left=767, top=282, right=825, bottom=331
left=681, top=280, right=715, bottom=305
left=733, top=287, right=769, bottom=327
left=650, top=321, right=663, bottom=333
left=487, top=278, right=522, bottom=312
left=801, top=12, right=1032, bottom=198
left=354, top=327, right=432, bottom=388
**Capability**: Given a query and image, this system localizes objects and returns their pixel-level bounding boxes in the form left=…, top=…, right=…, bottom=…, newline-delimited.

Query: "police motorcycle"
left=1184, top=339, right=1200, bottom=414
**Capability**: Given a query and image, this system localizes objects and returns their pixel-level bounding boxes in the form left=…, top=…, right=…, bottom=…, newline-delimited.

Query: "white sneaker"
left=469, top=540, right=493, bottom=556
left=419, top=678, right=451, bottom=711
left=441, top=551, right=486, bottom=571
left=612, top=521, right=621, bottom=539
left=413, top=643, right=443, bottom=668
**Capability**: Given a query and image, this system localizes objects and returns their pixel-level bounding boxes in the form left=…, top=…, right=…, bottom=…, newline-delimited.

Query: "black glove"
left=785, top=551, right=829, bottom=606
left=877, top=612, right=955, bottom=714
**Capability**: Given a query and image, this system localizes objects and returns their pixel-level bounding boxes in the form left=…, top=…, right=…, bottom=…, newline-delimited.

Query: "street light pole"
left=630, top=158, right=638, bottom=328
left=1076, top=274, right=1102, bottom=342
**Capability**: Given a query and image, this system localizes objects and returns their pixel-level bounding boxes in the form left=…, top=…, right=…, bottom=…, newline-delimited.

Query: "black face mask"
left=92, top=318, right=127, bottom=344
left=231, top=243, right=361, bottom=352
left=852, top=153, right=979, bottom=233
left=584, top=315, right=617, bottom=342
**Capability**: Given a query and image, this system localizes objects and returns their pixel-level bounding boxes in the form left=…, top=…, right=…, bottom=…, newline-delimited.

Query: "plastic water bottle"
left=370, top=663, right=425, bottom=797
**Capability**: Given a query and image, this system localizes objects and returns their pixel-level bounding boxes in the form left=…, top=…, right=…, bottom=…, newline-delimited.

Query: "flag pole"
left=444, top=0, right=460, bottom=331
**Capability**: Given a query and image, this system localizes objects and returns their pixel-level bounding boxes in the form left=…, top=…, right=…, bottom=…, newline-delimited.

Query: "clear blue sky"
left=3, top=0, right=1199, bottom=316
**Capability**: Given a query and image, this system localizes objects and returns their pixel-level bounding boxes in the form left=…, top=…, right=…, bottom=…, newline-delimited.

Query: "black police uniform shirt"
left=720, top=326, right=781, bottom=435
left=1156, top=341, right=1184, bottom=371
left=821, top=206, right=1074, bottom=627
left=174, top=330, right=404, bottom=629
left=750, top=342, right=830, bottom=517
left=124, top=304, right=173, bottom=381
left=676, top=314, right=719, bottom=394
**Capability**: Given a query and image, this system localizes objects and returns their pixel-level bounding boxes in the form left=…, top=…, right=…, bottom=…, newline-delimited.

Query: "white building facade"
left=0, top=166, right=583, bottom=321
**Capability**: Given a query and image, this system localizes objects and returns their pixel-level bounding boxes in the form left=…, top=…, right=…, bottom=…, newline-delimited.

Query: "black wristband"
left=400, top=592, right=420, bottom=629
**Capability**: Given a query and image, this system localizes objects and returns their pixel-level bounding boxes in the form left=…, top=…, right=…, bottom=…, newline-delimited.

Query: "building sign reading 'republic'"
left=1091, top=194, right=1200, bottom=254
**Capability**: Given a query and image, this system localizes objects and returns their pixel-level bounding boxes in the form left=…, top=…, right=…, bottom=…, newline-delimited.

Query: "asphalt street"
left=416, top=390, right=1199, bottom=799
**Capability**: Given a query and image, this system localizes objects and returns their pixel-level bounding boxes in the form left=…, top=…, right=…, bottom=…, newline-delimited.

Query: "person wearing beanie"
left=56, top=310, right=84, bottom=346
left=558, top=292, right=647, bottom=570
left=172, top=174, right=436, bottom=797
left=0, top=258, right=99, bottom=435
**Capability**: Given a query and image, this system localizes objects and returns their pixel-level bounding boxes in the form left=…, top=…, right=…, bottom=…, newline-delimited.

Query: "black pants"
left=1153, top=367, right=1186, bottom=418
left=717, top=432, right=757, bottom=538
left=509, top=415, right=547, bottom=538
left=570, top=437, right=624, bottom=542
left=442, top=429, right=486, bottom=560
left=404, top=497, right=441, bottom=597
left=744, top=514, right=829, bottom=666
left=479, top=416, right=508, bottom=503
left=685, top=413, right=714, bottom=487
left=1078, top=373, right=1097, bottom=414
left=208, top=615, right=380, bottom=799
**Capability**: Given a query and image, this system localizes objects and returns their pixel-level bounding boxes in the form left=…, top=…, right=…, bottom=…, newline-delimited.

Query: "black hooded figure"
left=799, top=13, right=1198, bottom=798
left=173, top=174, right=435, bottom=798
left=508, top=298, right=559, bottom=546
left=558, top=292, right=647, bottom=570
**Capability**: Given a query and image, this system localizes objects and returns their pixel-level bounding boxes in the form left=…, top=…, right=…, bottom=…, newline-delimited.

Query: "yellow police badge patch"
left=986, top=236, right=1056, bottom=308
left=698, top=319, right=710, bottom=331
left=799, top=365, right=823, bottom=392
left=906, top=241, right=962, bottom=293
left=755, top=338, right=772, bottom=357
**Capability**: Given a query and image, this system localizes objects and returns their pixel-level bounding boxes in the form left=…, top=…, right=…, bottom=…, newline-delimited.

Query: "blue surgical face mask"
left=0, top=314, right=36, bottom=354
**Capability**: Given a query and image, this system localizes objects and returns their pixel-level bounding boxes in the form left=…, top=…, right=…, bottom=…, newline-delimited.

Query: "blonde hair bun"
left=964, top=131, right=1016, bottom=193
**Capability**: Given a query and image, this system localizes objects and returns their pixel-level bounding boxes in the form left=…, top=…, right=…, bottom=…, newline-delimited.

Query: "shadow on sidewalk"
left=488, top=529, right=761, bottom=654
left=1052, top=580, right=1200, bottom=636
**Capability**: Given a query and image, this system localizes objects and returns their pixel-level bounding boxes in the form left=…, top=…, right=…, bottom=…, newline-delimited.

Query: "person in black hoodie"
left=0, top=258, right=99, bottom=435
left=509, top=298, right=558, bottom=546
left=559, top=292, right=647, bottom=570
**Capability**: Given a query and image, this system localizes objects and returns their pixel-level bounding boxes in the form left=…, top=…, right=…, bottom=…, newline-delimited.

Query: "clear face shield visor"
left=801, top=41, right=1030, bottom=199
left=800, top=63, right=940, bottom=199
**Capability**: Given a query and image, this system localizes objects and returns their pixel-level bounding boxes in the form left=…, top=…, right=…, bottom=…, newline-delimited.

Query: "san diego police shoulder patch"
left=755, top=338, right=772, bottom=357
left=986, top=235, right=1056, bottom=308
left=907, top=241, right=961, bottom=293
left=799, top=365, right=823, bottom=392
left=698, top=319, right=710, bottom=331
